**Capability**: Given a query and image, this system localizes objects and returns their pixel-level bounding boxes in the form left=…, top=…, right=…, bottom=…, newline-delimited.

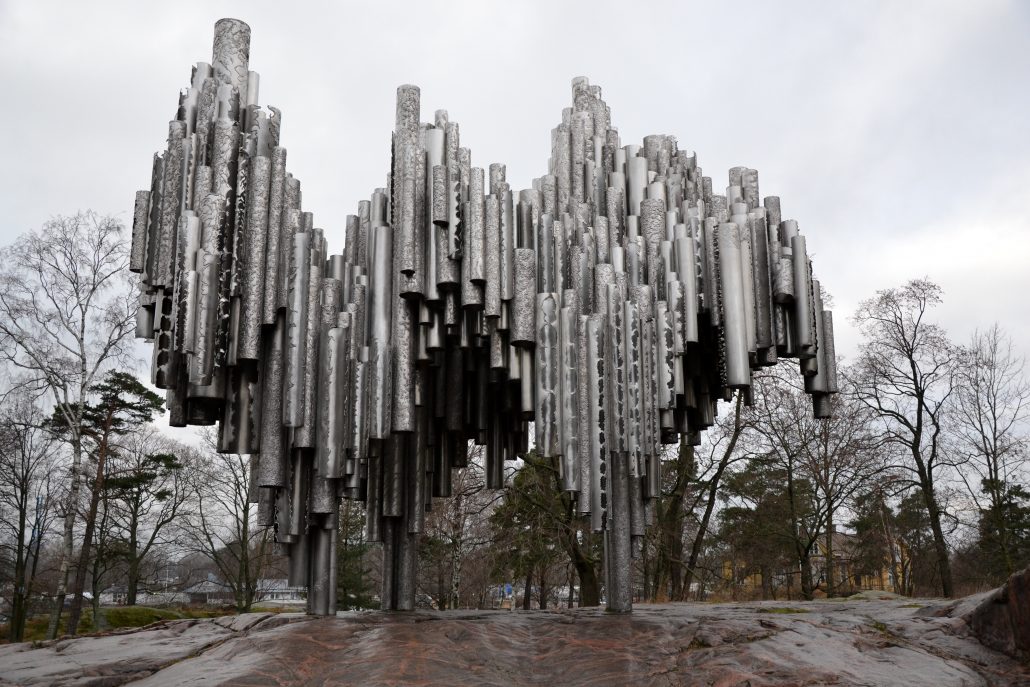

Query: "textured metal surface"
left=510, top=248, right=536, bottom=347
left=238, top=155, right=270, bottom=359
left=136, top=28, right=837, bottom=616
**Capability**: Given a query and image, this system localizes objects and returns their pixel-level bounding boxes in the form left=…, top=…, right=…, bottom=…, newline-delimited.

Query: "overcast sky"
left=2, top=0, right=1028, bottom=366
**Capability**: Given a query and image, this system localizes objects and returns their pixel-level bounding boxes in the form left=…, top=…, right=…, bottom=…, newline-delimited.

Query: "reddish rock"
left=1, top=601, right=1027, bottom=686
left=967, top=566, right=1030, bottom=662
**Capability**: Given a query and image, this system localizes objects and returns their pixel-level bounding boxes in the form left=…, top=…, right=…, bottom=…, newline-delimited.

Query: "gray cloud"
left=2, top=0, right=1027, bottom=364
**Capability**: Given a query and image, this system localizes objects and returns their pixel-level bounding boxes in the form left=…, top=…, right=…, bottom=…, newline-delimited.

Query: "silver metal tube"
left=805, top=280, right=828, bottom=392
left=238, top=154, right=270, bottom=359
left=822, top=310, right=839, bottom=393
left=367, top=223, right=394, bottom=434
left=392, top=295, right=415, bottom=433
left=656, top=301, right=675, bottom=409
left=397, top=142, right=418, bottom=276
left=751, top=215, right=774, bottom=352
left=211, top=18, right=251, bottom=108
left=262, top=147, right=287, bottom=324
left=499, top=185, right=515, bottom=301
left=316, top=281, right=345, bottom=477
left=256, top=312, right=286, bottom=487
left=626, top=155, right=648, bottom=216
left=468, top=167, right=486, bottom=284
left=624, top=298, right=642, bottom=473
left=718, top=223, right=750, bottom=388
left=606, top=283, right=627, bottom=454
left=283, top=230, right=310, bottom=427
left=586, top=313, right=607, bottom=532
left=511, top=248, right=537, bottom=347
left=484, top=195, right=501, bottom=319
left=559, top=300, right=580, bottom=492
left=673, top=233, right=699, bottom=343
left=791, top=234, right=815, bottom=355
left=130, top=190, right=150, bottom=273
left=577, top=312, right=591, bottom=515
left=534, top=292, right=561, bottom=457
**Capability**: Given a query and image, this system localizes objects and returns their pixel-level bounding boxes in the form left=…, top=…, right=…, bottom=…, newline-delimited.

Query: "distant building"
left=722, top=528, right=905, bottom=598
left=181, top=579, right=236, bottom=605
left=255, top=578, right=305, bottom=604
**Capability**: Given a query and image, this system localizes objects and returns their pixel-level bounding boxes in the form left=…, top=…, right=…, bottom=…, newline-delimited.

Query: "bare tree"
left=849, top=278, right=957, bottom=596
left=749, top=365, right=884, bottom=597
left=0, top=212, right=136, bottom=636
left=0, top=393, right=61, bottom=641
left=181, top=430, right=273, bottom=612
left=418, top=447, right=499, bottom=609
left=679, top=394, right=751, bottom=601
left=954, top=324, right=1030, bottom=578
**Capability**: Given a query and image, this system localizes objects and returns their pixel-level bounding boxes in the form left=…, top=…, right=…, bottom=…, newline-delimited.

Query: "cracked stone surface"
left=0, top=600, right=1026, bottom=686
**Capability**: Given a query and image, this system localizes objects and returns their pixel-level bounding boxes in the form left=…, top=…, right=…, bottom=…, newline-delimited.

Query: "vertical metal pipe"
left=586, top=314, right=607, bottom=532
left=262, top=147, right=287, bottom=324
left=510, top=248, right=537, bottom=347
left=283, top=230, right=311, bottom=427
left=792, top=234, right=815, bottom=357
left=484, top=196, right=501, bottom=319
left=559, top=302, right=580, bottom=492
left=368, top=225, right=394, bottom=438
left=256, top=311, right=286, bottom=486
left=718, top=223, right=750, bottom=388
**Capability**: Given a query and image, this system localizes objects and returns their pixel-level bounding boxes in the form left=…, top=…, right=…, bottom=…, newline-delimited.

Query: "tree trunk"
left=878, top=495, right=903, bottom=595
left=65, top=438, right=109, bottom=635
left=438, top=564, right=448, bottom=610
left=10, top=501, right=28, bottom=642
left=760, top=564, right=774, bottom=600
left=126, top=526, right=140, bottom=606
left=657, top=441, right=693, bottom=601
left=571, top=542, right=601, bottom=607
left=683, top=478, right=720, bottom=601
left=522, top=571, right=532, bottom=610
left=824, top=517, right=835, bottom=596
left=799, top=551, right=815, bottom=601
left=683, top=395, right=744, bottom=598
left=127, top=560, right=139, bottom=607
left=91, top=559, right=103, bottom=632
left=921, top=483, right=954, bottom=597
left=48, top=436, right=82, bottom=639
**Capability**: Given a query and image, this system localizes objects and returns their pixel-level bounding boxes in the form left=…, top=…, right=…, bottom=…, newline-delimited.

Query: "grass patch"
left=103, top=606, right=184, bottom=629
left=756, top=607, right=809, bottom=614
left=899, top=603, right=924, bottom=609
left=2, top=605, right=242, bottom=643
left=867, top=619, right=898, bottom=637
left=249, top=606, right=294, bottom=614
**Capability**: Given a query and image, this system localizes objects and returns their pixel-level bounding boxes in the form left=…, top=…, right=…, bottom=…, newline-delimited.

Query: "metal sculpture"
left=132, top=19, right=838, bottom=614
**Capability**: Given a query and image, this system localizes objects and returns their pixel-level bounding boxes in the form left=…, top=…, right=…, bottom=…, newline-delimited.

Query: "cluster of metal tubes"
left=133, top=19, right=838, bottom=614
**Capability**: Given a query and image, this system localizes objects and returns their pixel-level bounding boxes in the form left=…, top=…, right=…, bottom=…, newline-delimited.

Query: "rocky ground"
left=0, top=588, right=1026, bottom=686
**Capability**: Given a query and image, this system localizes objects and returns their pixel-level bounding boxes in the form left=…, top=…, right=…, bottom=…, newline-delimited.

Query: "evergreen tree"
left=49, top=370, right=164, bottom=634
left=336, top=499, right=375, bottom=609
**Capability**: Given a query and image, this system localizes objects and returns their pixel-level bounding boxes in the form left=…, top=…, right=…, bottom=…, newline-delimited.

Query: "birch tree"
left=0, top=211, right=137, bottom=637
left=954, top=325, right=1030, bottom=580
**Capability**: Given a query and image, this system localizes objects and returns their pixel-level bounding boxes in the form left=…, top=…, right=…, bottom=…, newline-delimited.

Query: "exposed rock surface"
left=0, top=600, right=1026, bottom=686
left=965, top=567, right=1030, bottom=662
